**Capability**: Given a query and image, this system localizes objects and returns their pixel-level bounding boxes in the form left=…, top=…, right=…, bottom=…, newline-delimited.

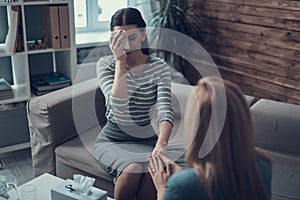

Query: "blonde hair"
left=184, top=76, right=270, bottom=200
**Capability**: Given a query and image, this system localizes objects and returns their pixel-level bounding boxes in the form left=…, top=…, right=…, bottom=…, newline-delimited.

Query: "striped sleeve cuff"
left=110, top=95, right=129, bottom=105
left=157, top=114, right=174, bottom=127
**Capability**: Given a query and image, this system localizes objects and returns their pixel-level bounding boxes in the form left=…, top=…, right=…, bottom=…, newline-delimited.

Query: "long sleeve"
left=156, top=63, right=174, bottom=126
left=96, top=56, right=129, bottom=114
left=97, top=55, right=173, bottom=127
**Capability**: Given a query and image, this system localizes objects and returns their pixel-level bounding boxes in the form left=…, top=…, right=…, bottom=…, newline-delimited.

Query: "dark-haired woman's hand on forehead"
left=109, top=30, right=128, bottom=63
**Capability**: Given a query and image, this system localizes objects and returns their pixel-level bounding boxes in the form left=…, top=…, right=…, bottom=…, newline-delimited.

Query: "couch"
left=250, top=99, right=300, bottom=200
left=27, top=78, right=300, bottom=199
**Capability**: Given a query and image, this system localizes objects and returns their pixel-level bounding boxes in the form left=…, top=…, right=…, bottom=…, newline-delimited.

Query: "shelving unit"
left=0, top=0, right=76, bottom=154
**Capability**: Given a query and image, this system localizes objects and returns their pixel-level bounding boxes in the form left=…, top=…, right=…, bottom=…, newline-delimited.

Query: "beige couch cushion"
left=55, top=126, right=114, bottom=196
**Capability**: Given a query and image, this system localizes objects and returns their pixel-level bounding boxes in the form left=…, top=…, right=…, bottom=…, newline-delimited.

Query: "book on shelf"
left=0, top=78, right=12, bottom=91
left=31, top=79, right=71, bottom=92
left=0, top=78, right=14, bottom=100
left=30, top=73, right=71, bottom=96
left=41, top=72, right=71, bottom=85
left=0, top=92, right=14, bottom=100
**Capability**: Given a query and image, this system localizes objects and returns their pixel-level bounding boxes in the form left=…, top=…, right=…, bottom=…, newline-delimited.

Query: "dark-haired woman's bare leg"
left=114, top=163, right=143, bottom=200
left=136, top=172, right=156, bottom=200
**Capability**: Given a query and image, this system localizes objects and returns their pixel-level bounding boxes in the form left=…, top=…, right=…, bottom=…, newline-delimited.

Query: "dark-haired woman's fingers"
left=110, top=31, right=128, bottom=59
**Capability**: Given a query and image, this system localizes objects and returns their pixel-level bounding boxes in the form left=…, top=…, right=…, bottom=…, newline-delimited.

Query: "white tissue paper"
left=50, top=175, right=107, bottom=200
left=72, top=174, right=95, bottom=195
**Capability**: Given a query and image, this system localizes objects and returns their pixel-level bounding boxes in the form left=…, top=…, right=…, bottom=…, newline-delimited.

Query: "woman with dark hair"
left=94, top=7, right=175, bottom=200
left=148, top=77, right=272, bottom=200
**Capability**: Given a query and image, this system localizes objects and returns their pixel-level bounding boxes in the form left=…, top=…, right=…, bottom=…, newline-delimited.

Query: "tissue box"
left=51, top=179, right=107, bottom=200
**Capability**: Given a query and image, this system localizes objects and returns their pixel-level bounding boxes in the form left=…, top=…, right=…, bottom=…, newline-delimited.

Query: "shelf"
left=0, top=84, right=30, bottom=104
left=0, top=51, right=26, bottom=58
left=22, top=0, right=68, bottom=6
left=0, top=142, right=30, bottom=154
left=0, top=2, right=23, bottom=6
left=26, top=47, right=70, bottom=55
left=0, top=0, right=75, bottom=153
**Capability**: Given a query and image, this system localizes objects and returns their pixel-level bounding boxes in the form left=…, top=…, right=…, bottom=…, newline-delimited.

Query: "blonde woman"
left=148, top=77, right=272, bottom=200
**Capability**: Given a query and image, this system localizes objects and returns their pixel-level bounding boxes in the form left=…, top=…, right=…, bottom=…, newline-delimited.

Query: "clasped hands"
left=147, top=151, right=183, bottom=197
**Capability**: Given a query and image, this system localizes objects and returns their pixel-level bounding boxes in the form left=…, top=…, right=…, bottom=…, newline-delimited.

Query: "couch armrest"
left=251, top=99, right=300, bottom=156
left=27, top=78, right=106, bottom=176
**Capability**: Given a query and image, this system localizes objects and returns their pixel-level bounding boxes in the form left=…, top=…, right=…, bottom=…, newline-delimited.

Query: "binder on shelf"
left=58, top=5, right=70, bottom=49
left=40, top=5, right=60, bottom=49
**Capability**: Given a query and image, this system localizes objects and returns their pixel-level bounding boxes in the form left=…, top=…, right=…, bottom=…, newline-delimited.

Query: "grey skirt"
left=94, top=121, right=158, bottom=180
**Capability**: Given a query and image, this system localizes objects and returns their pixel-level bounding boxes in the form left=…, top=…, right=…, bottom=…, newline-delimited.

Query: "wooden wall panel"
left=190, top=0, right=300, bottom=105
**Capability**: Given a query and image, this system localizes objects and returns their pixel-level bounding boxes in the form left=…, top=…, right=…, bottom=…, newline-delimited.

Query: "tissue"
left=72, top=174, right=95, bottom=195
left=51, top=178, right=108, bottom=200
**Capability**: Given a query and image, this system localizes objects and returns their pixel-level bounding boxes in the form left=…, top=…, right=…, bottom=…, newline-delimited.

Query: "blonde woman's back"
left=175, top=77, right=272, bottom=200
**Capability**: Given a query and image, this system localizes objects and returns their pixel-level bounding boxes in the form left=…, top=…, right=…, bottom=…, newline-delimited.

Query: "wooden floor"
left=0, top=148, right=34, bottom=186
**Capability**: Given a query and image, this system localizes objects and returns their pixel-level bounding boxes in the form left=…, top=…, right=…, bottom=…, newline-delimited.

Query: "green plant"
left=151, top=0, right=192, bottom=35
left=149, top=0, right=203, bottom=84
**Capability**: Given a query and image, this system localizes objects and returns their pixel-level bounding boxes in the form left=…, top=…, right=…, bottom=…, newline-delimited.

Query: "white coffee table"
left=18, top=173, right=114, bottom=200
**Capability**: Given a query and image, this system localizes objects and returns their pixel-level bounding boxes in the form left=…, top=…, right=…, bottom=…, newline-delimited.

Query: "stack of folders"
left=31, top=72, right=71, bottom=96
left=40, top=4, right=70, bottom=49
left=0, top=78, right=14, bottom=100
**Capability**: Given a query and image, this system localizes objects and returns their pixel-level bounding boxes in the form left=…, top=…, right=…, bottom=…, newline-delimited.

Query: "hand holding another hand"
left=147, top=154, right=183, bottom=200
left=159, top=154, right=183, bottom=174
left=152, top=143, right=167, bottom=157
left=148, top=155, right=170, bottom=200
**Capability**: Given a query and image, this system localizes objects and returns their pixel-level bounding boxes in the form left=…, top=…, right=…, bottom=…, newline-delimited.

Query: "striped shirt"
left=97, top=55, right=174, bottom=127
